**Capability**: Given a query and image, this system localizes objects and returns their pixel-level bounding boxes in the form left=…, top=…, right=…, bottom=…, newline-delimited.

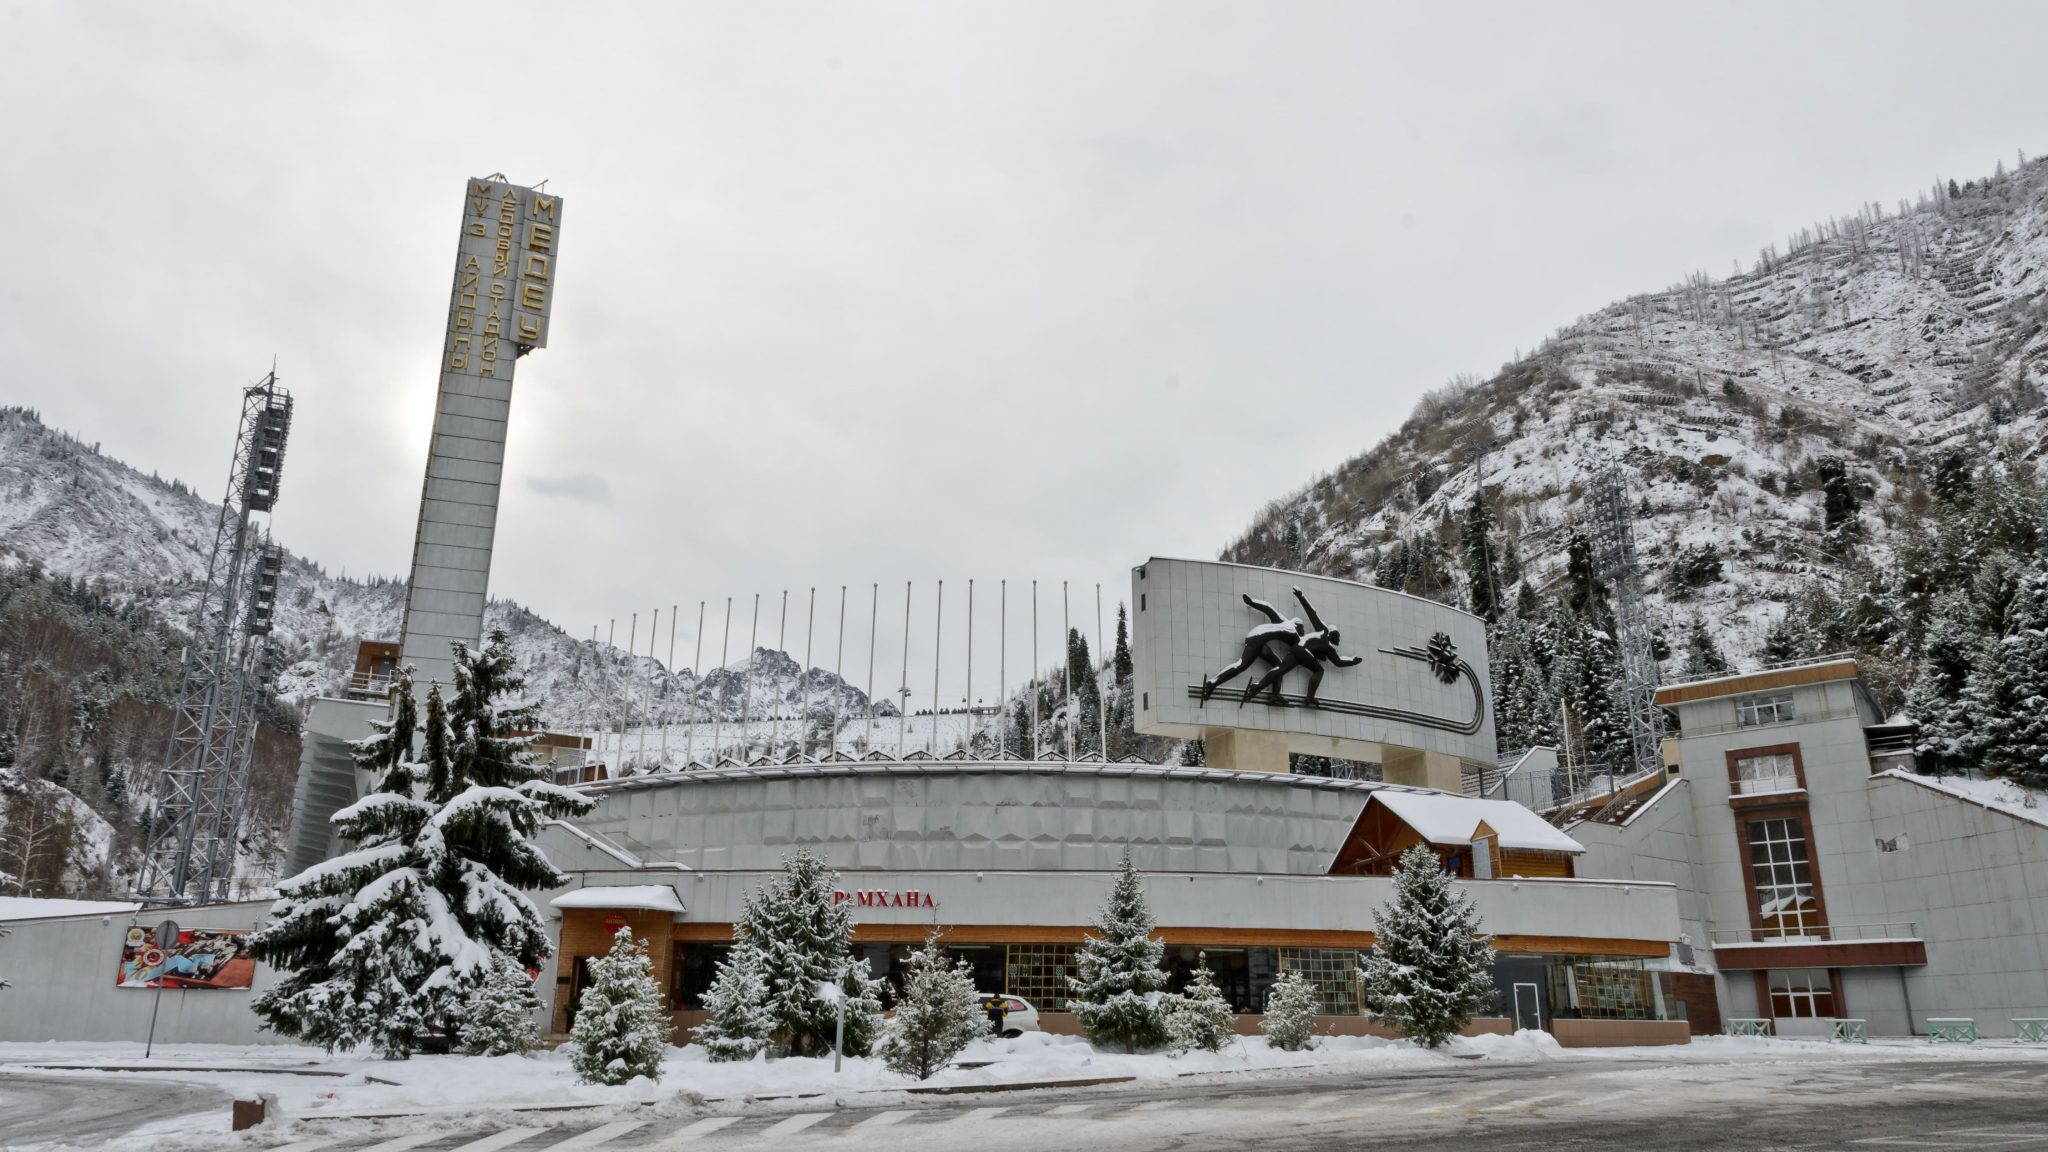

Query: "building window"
left=1004, top=943, right=1077, bottom=1011
left=1747, top=817, right=1822, bottom=937
left=1548, top=957, right=1670, bottom=1021
left=1733, top=752, right=1800, bottom=795
left=1767, top=968, right=1836, bottom=1018
left=1736, top=692, right=1796, bottom=727
left=1281, top=948, right=1363, bottom=1016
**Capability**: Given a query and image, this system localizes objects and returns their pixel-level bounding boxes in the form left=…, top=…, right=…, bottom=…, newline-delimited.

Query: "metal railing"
left=1674, top=706, right=1862, bottom=740
left=1710, top=921, right=1918, bottom=946
left=345, top=670, right=397, bottom=697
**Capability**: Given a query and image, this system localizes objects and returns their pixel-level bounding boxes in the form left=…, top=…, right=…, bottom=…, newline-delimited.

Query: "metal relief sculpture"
left=1193, top=588, right=1483, bottom=734
left=1199, top=587, right=1361, bottom=707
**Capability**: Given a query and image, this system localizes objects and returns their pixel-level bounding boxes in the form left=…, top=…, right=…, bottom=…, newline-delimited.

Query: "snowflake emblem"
left=1425, top=632, right=1461, bottom=684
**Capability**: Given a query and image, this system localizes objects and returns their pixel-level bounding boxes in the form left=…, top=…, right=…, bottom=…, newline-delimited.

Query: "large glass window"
left=1004, top=943, right=1077, bottom=1011
left=672, top=943, right=729, bottom=1010
left=1748, top=817, right=1822, bottom=937
left=1736, top=692, right=1797, bottom=727
left=1548, top=957, right=1670, bottom=1020
left=1733, top=752, right=1800, bottom=795
left=1768, top=968, right=1837, bottom=1018
left=1281, top=948, right=1363, bottom=1016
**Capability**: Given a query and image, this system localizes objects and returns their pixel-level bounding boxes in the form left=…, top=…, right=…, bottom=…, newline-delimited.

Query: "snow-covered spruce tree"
left=249, top=669, right=444, bottom=1056
left=457, top=953, right=543, bottom=1056
left=737, top=849, right=885, bottom=1058
left=692, top=934, right=775, bottom=1062
left=1070, top=847, right=1169, bottom=1053
left=881, top=930, right=985, bottom=1079
left=251, top=634, right=595, bottom=1058
left=1260, top=970, right=1319, bottom=1052
left=1164, top=952, right=1236, bottom=1055
left=1358, top=844, right=1496, bottom=1048
left=1905, top=587, right=1983, bottom=776
left=569, top=927, right=669, bottom=1085
left=1964, top=559, right=2048, bottom=788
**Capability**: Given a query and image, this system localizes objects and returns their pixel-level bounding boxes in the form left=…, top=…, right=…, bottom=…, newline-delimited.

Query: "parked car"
left=976, top=993, right=1040, bottom=1037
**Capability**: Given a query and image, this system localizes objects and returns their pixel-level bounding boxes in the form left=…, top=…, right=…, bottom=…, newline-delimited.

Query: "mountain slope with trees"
left=1225, top=153, right=2048, bottom=786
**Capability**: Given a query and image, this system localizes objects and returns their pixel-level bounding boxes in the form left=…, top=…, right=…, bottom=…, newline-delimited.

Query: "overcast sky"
left=5, top=1, right=2047, bottom=685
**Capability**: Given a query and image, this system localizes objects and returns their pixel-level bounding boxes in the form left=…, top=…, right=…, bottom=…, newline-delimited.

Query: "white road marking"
left=949, top=1106, right=1009, bottom=1123
left=355, top=1135, right=446, bottom=1152
left=752, top=1113, right=830, bottom=1140
left=1479, top=1091, right=1568, bottom=1112
left=266, top=1141, right=338, bottom=1152
left=646, top=1116, right=741, bottom=1147
left=1045, top=1104, right=1091, bottom=1115
left=855, top=1110, right=918, bottom=1128
left=446, top=1132, right=545, bottom=1152
left=544, top=1120, right=646, bottom=1149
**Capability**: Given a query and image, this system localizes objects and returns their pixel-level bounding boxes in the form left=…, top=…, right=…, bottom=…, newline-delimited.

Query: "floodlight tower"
left=137, top=375, right=293, bottom=902
left=1586, top=462, right=1664, bottom=781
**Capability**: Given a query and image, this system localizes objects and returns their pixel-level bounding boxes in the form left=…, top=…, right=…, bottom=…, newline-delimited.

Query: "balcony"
left=344, top=670, right=397, bottom=700
left=1710, top=922, right=1926, bottom=970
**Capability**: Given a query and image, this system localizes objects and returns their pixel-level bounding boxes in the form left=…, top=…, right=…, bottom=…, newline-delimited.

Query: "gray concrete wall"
left=1863, top=774, right=2048, bottom=1036
left=1567, top=780, right=1712, bottom=949
left=570, top=761, right=1387, bottom=874
left=0, top=901, right=281, bottom=1044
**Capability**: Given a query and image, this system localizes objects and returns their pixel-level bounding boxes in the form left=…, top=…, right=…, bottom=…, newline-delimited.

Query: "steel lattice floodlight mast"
left=1587, top=463, right=1665, bottom=781
left=136, top=375, right=293, bottom=903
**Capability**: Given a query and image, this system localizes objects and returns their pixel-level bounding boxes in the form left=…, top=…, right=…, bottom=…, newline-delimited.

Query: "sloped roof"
left=549, top=884, right=687, bottom=914
left=1368, top=792, right=1584, bottom=854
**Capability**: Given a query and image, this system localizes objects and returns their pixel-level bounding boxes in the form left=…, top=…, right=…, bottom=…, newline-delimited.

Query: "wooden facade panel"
left=1499, top=849, right=1573, bottom=879
left=1655, top=660, right=1858, bottom=706
left=1714, top=939, right=1927, bottom=970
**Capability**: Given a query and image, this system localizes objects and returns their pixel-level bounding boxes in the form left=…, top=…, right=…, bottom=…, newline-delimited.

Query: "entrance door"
left=1513, top=982, right=1543, bottom=1032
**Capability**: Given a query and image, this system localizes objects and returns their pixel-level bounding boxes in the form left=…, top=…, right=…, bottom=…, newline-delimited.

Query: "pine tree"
left=737, top=848, right=885, bottom=1058
left=1066, top=629, right=1102, bottom=756
left=1905, top=588, right=1981, bottom=775
left=457, top=954, right=543, bottom=1056
left=1070, top=847, right=1169, bottom=1052
left=1358, top=844, right=1497, bottom=1049
left=1113, top=605, right=1134, bottom=683
left=251, top=635, right=594, bottom=1058
left=1164, top=952, right=1236, bottom=1055
left=1260, top=970, right=1318, bottom=1052
left=568, top=927, right=669, bottom=1085
left=881, top=930, right=985, bottom=1079
left=1461, top=491, right=1501, bottom=623
left=692, top=936, right=775, bottom=1062
left=1963, top=559, right=2048, bottom=788
left=1681, top=618, right=1731, bottom=678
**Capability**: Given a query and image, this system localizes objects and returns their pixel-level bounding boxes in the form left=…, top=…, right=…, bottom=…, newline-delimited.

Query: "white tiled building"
left=1569, top=657, right=2048, bottom=1038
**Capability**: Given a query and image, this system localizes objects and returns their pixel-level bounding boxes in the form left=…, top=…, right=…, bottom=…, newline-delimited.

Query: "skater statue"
left=1200, top=587, right=1361, bottom=708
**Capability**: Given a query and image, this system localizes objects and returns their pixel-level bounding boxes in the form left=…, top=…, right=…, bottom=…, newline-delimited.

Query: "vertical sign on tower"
left=398, top=177, right=564, bottom=689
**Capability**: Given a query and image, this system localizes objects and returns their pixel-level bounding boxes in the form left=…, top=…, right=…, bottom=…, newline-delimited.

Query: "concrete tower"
left=398, top=176, right=564, bottom=688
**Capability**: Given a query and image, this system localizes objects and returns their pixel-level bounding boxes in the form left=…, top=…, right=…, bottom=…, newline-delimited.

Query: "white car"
left=977, top=993, right=1040, bottom=1037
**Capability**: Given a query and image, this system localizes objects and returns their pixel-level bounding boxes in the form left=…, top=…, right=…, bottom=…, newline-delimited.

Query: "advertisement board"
left=118, top=924, right=255, bottom=990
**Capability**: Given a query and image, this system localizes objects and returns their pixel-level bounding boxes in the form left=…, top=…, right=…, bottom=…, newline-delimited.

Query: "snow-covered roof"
left=0, top=897, right=144, bottom=922
left=549, top=884, right=687, bottom=914
left=1368, top=792, right=1584, bottom=854
left=1875, top=770, right=2048, bottom=830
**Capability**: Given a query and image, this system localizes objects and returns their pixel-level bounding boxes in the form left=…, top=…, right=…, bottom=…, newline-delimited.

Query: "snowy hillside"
left=1226, top=157, right=2048, bottom=678
left=0, top=408, right=883, bottom=731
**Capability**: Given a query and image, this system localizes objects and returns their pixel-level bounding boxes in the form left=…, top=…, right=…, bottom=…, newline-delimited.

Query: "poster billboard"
left=117, top=924, right=255, bottom=990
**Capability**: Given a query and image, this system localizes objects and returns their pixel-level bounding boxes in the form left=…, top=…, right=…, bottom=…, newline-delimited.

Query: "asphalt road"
left=9, top=1056, right=2048, bottom=1151
left=0, top=1072, right=226, bottom=1149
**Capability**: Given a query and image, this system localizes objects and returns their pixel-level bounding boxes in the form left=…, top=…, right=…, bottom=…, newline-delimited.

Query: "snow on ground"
left=6, top=1027, right=2047, bottom=1147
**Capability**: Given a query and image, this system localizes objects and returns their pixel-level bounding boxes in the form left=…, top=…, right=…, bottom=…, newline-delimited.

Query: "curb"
left=3, top=1063, right=398, bottom=1084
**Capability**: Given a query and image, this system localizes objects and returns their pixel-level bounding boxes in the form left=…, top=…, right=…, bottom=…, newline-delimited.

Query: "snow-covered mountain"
left=0, top=407, right=880, bottom=730
left=1225, top=156, right=2048, bottom=674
